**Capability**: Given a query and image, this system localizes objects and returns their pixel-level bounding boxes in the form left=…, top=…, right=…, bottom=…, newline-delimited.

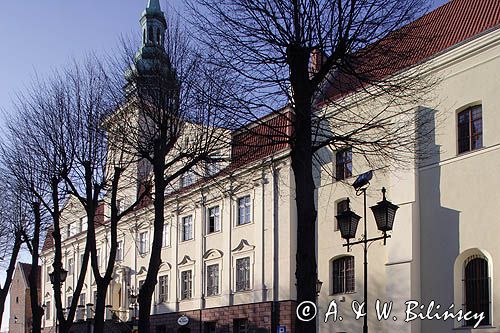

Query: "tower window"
left=148, top=28, right=154, bottom=43
left=157, top=28, right=161, bottom=45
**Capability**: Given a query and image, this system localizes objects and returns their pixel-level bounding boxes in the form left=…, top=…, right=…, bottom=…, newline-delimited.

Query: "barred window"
left=463, top=256, right=490, bottom=326
left=182, top=215, right=193, bottom=241
left=158, top=275, right=168, bottom=303
left=458, top=105, right=482, bottom=154
left=206, top=264, right=219, bottom=296
left=181, top=270, right=192, bottom=300
left=207, top=206, right=221, bottom=234
left=336, top=148, right=352, bottom=181
left=237, top=196, right=251, bottom=225
left=236, top=257, right=251, bottom=292
left=332, top=256, right=355, bottom=294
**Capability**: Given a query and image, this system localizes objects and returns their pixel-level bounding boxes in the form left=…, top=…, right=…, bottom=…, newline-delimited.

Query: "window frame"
left=207, top=206, right=221, bottom=234
left=180, top=270, right=193, bottom=300
left=181, top=215, right=194, bottom=242
left=67, top=257, right=75, bottom=276
left=237, top=195, right=252, bottom=226
left=235, top=257, right=251, bottom=292
left=457, top=105, right=483, bottom=154
left=335, top=148, right=353, bottom=181
left=162, top=223, right=170, bottom=247
left=331, top=256, right=355, bottom=295
left=139, top=231, right=149, bottom=255
left=158, top=274, right=168, bottom=303
left=206, top=263, right=220, bottom=297
left=463, top=255, right=490, bottom=327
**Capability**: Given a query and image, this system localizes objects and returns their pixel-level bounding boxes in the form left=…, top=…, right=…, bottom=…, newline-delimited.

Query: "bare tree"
left=188, top=0, right=438, bottom=331
left=0, top=180, right=24, bottom=330
left=107, top=12, right=235, bottom=332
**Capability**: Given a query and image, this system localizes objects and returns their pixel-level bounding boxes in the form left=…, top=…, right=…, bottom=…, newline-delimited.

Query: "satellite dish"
left=352, top=170, right=373, bottom=190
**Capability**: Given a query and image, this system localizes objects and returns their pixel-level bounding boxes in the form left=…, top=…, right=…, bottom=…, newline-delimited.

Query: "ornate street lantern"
left=370, top=187, right=399, bottom=232
left=49, top=268, right=68, bottom=285
left=316, top=280, right=323, bottom=296
left=335, top=200, right=361, bottom=240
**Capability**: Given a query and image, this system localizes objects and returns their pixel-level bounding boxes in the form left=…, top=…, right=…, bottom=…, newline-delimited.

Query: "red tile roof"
left=325, top=0, right=500, bottom=99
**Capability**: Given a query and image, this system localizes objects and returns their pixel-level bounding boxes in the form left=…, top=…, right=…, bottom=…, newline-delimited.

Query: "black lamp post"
left=335, top=171, right=398, bottom=333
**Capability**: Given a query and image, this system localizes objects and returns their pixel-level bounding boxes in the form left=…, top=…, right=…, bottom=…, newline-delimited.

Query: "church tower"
left=126, top=0, right=176, bottom=95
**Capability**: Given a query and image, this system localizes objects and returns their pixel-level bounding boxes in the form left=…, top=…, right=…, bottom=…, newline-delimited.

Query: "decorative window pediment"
left=137, top=266, right=148, bottom=275
left=178, top=255, right=195, bottom=266
left=203, top=249, right=224, bottom=260
left=232, top=239, right=255, bottom=253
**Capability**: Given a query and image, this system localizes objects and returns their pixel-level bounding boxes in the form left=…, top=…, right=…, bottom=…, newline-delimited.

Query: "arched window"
left=464, top=255, right=490, bottom=326
left=332, top=256, right=355, bottom=294
left=457, top=105, right=482, bottom=154
left=157, top=27, right=161, bottom=45
left=143, top=29, right=146, bottom=44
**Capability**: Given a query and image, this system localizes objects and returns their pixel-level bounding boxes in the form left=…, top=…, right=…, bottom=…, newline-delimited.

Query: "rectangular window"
left=207, top=206, right=221, bottom=234
left=336, top=148, right=352, bottom=181
left=234, top=318, right=249, bottom=333
left=206, top=264, right=219, bottom=296
left=162, top=223, right=170, bottom=247
left=181, top=270, right=192, bottom=300
left=96, top=249, right=101, bottom=269
left=67, top=296, right=73, bottom=308
left=182, top=216, right=193, bottom=241
left=45, top=301, right=51, bottom=320
left=93, top=290, right=98, bottom=304
left=158, top=275, right=168, bottom=303
left=80, top=216, right=88, bottom=232
left=116, top=240, right=123, bottom=261
left=180, top=171, right=195, bottom=188
left=458, top=105, right=483, bottom=154
left=332, top=256, right=355, bottom=294
left=79, top=293, right=86, bottom=306
left=236, top=257, right=251, bottom=292
left=139, top=231, right=149, bottom=254
left=139, top=280, right=145, bottom=290
left=237, top=196, right=251, bottom=225
left=68, top=258, right=74, bottom=276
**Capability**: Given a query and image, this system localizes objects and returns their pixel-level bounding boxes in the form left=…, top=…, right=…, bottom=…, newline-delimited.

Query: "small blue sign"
left=277, top=325, right=287, bottom=333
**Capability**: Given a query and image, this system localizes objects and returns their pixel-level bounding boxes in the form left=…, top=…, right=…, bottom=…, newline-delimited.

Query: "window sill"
left=234, top=289, right=253, bottom=294
left=453, top=326, right=496, bottom=331
left=233, top=221, right=253, bottom=230
left=180, top=238, right=195, bottom=244
left=206, top=230, right=222, bottom=237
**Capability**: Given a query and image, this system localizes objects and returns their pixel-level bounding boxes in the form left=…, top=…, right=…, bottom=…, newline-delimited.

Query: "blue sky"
left=0, top=0, right=448, bottom=330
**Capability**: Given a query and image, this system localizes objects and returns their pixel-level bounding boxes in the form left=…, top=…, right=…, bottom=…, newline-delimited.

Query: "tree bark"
left=287, top=44, right=318, bottom=333
left=29, top=202, right=43, bottom=333
left=138, top=153, right=166, bottom=333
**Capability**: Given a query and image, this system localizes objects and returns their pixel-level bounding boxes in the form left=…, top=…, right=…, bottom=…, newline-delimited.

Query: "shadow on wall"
left=418, top=107, right=460, bottom=333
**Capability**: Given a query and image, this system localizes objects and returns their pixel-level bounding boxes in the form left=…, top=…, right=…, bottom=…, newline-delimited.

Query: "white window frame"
left=139, top=231, right=149, bottom=254
left=207, top=206, right=221, bottom=234
left=68, top=257, right=75, bottom=276
left=181, top=215, right=193, bottom=242
left=236, top=195, right=252, bottom=226
left=116, top=240, right=124, bottom=261
left=180, top=269, right=193, bottom=300
left=162, top=223, right=170, bottom=247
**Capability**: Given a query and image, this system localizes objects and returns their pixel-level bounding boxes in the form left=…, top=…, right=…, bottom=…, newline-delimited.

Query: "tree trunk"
left=93, top=284, right=108, bottom=333
left=287, top=44, right=318, bottom=332
left=138, top=156, right=166, bottom=333
left=29, top=202, right=43, bottom=333
left=0, top=231, right=22, bottom=330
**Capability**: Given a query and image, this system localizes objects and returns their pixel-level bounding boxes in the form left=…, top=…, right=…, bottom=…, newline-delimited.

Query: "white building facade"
left=39, top=0, right=500, bottom=332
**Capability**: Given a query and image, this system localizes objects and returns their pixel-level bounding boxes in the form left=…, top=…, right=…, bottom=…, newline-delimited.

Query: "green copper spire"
left=147, top=0, right=161, bottom=12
